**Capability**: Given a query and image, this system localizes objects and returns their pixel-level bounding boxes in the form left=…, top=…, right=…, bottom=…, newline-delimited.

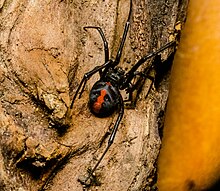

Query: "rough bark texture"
left=0, top=0, right=188, bottom=191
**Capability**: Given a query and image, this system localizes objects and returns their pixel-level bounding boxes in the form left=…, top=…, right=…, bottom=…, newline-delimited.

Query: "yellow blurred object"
left=157, top=0, right=220, bottom=191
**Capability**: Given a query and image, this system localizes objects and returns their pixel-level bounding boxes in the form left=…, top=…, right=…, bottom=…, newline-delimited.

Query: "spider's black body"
left=70, top=0, right=175, bottom=186
left=89, top=65, right=125, bottom=118
left=89, top=80, right=119, bottom=117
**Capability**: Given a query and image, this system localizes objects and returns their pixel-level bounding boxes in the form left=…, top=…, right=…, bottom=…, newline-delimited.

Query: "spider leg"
left=70, top=60, right=113, bottom=109
left=124, top=70, right=155, bottom=108
left=121, top=41, right=176, bottom=89
left=84, top=26, right=109, bottom=62
left=84, top=26, right=109, bottom=76
left=114, top=0, right=132, bottom=66
left=79, top=92, right=124, bottom=185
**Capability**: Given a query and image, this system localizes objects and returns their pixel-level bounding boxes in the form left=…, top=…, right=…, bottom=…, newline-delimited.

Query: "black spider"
left=70, top=0, right=175, bottom=186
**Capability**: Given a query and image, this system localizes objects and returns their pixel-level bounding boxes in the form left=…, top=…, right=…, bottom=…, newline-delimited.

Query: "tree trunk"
left=0, top=0, right=188, bottom=190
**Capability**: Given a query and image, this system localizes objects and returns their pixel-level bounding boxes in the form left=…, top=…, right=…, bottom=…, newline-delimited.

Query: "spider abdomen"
left=89, top=81, right=119, bottom=118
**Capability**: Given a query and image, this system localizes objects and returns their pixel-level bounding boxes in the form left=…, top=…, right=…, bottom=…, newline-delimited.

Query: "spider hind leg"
left=123, top=69, right=155, bottom=109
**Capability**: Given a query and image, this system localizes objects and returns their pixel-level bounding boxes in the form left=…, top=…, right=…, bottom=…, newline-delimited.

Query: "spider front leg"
left=83, top=26, right=109, bottom=76
left=70, top=60, right=113, bottom=109
left=83, top=26, right=109, bottom=63
left=78, top=92, right=124, bottom=186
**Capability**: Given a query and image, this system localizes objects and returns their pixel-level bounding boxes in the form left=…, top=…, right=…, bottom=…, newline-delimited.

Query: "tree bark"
left=0, top=0, right=188, bottom=190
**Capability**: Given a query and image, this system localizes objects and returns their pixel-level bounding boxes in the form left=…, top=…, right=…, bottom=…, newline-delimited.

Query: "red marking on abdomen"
left=106, top=82, right=111, bottom=86
left=93, top=89, right=107, bottom=113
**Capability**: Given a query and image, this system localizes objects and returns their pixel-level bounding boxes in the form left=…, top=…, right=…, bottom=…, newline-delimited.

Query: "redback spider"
left=70, top=0, right=176, bottom=186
